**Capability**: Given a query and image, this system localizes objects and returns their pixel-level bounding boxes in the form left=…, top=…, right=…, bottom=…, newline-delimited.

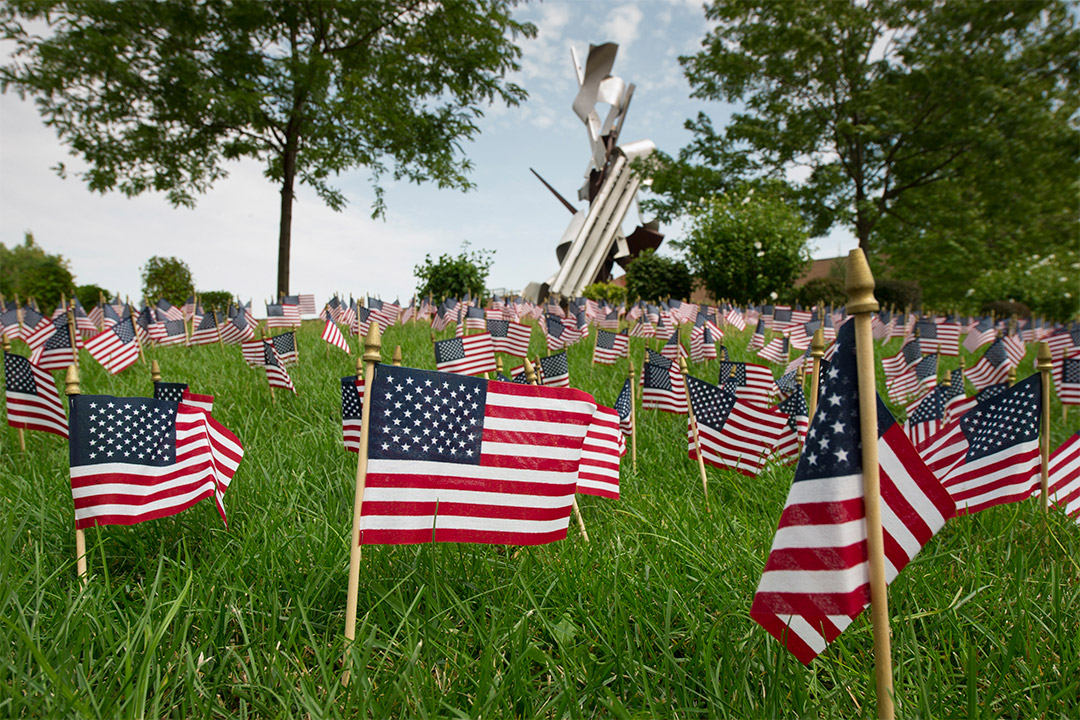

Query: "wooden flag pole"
left=343, top=322, right=382, bottom=686
left=259, top=328, right=275, bottom=404
left=64, top=300, right=80, bottom=371
left=126, top=298, right=146, bottom=365
left=809, top=327, right=825, bottom=419
left=846, top=248, right=894, bottom=720
left=392, top=345, right=402, bottom=367
left=679, top=356, right=710, bottom=513
left=495, top=356, right=504, bottom=377
left=65, top=363, right=88, bottom=585
left=1037, top=342, right=1052, bottom=512
left=628, top=360, right=637, bottom=472
left=2, top=335, right=26, bottom=452
left=212, top=309, right=226, bottom=352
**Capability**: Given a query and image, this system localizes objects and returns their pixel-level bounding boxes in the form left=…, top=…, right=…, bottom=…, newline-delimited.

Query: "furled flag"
left=271, top=332, right=298, bottom=365
left=341, top=375, right=365, bottom=452
left=297, top=293, right=317, bottom=316
left=156, top=298, right=184, bottom=322
left=749, top=318, right=767, bottom=350
left=686, top=375, right=791, bottom=476
left=963, top=316, right=996, bottom=353
left=641, top=351, right=687, bottom=414
left=357, top=364, right=598, bottom=545
left=629, top=318, right=654, bottom=338
left=661, top=329, right=686, bottom=361
left=757, top=336, right=790, bottom=365
left=882, top=338, right=921, bottom=383
left=83, top=321, right=141, bottom=375
left=614, top=378, right=633, bottom=438
left=538, top=351, right=570, bottom=388
left=352, top=305, right=372, bottom=337
left=885, top=353, right=938, bottom=408
left=264, top=341, right=297, bottom=394
left=279, top=295, right=302, bottom=325
left=576, top=404, right=623, bottom=499
left=219, top=312, right=255, bottom=345
left=321, top=310, right=350, bottom=354
left=31, top=318, right=77, bottom=371
left=593, top=329, right=629, bottom=365
left=918, top=375, right=1041, bottom=515
left=690, top=314, right=719, bottom=363
left=915, top=318, right=960, bottom=356
left=3, top=351, right=67, bottom=437
left=775, top=388, right=810, bottom=458
left=434, top=333, right=497, bottom=376
left=750, top=321, right=955, bottom=664
left=966, top=338, right=1017, bottom=391
left=340, top=298, right=357, bottom=328
left=1047, top=432, right=1080, bottom=523
left=718, top=361, right=777, bottom=407
left=1053, top=356, right=1080, bottom=407
left=153, top=381, right=214, bottom=413
left=487, top=319, right=532, bottom=358
left=188, top=311, right=222, bottom=346
left=68, top=394, right=243, bottom=528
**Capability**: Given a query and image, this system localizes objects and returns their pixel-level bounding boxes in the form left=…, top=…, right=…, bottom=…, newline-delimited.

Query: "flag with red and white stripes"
left=68, top=395, right=243, bottom=529
left=750, top=322, right=954, bottom=664
left=434, top=333, right=497, bottom=376
left=593, top=329, right=629, bottom=365
left=341, top=375, right=365, bottom=452
left=83, top=322, right=141, bottom=375
left=298, top=294, right=317, bottom=316
left=3, top=352, right=68, bottom=438
left=487, top=319, right=532, bottom=358
left=1048, top=432, right=1080, bottom=523
left=685, top=375, right=791, bottom=476
left=321, top=311, right=350, bottom=354
left=576, top=404, right=622, bottom=499
left=357, top=364, right=597, bottom=545
left=264, top=341, right=297, bottom=394
left=641, top=352, right=687, bottom=414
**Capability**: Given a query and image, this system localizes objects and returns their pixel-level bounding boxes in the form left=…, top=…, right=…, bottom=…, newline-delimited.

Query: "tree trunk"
left=277, top=135, right=298, bottom=298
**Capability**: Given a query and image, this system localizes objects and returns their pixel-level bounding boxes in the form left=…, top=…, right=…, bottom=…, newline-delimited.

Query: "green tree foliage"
left=675, top=189, right=808, bottom=305
left=874, top=278, right=923, bottom=313
left=414, top=246, right=493, bottom=304
left=582, top=282, right=627, bottom=305
left=624, top=250, right=693, bottom=304
left=968, top=249, right=1079, bottom=322
left=74, top=284, right=114, bottom=311
left=0, top=232, right=75, bottom=309
left=141, top=256, right=194, bottom=308
left=198, top=291, right=234, bottom=315
left=1, top=1, right=535, bottom=297
left=791, top=277, right=846, bottom=309
left=645, top=0, right=1077, bottom=307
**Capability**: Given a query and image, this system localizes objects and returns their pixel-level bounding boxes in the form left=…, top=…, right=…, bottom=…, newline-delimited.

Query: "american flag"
left=155, top=298, right=184, bottom=322
left=456, top=306, right=486, bottom=336
left=966, top=338, right=1016, bottom=391
left=686, top=375, right=791, bottom=476
left=83, top=322, right=141, bottom=375
left=769, top=306, right=794, bottom=333
left=3, top=352, right=67, bottom=437
left=942, top=368, right=970, bottom=424
left=219, top=313, right=255, bottom=345
left=321, top=311, right=350, bottom=354
left=153, top=381, right=213, bottom=413
left=1054, top=357, right=1080, bottom=406
left=914, top=318, right=960, bottom=356
left=918, top=375, right=1041, bottom=515
left=660, top=329, right=685, bottom=361
left=279, top=295, right=302, bottom=325
left=538, top=352, right=570, bottom=388
left=544, top=315, right=571, bottom=352
left=357, top=364, right=599, bottom=545
left=1002, top=333, right=1027, bottom=365
left=718, top=361, right=776, bottom=407
left=689, top=317, right=718, bottom=363
left=885, top=353, right=938, bottom=408
left=31, top=318, right=77, bottom=371
left=775, top=388, right=810, bottom=457
left=340, top=298, right=357, bottom=328
left=596, top=309, right=620, bottom=331
left=871, top=311, right=890, bottom=341
left=352, top=306, right=372, bottom=337
left=100, top=303, right=122, bottom=331
left=641, top=353, right=687, bottom=414
left=68, top=394, right=243, bottom=528
left=757, top=336, right=789, bottom=365
left=149, top=318, right=188, bottom=347
left=328, top=296, right=344, bottom=323
left=341, top=375, right=365, bottom=452
left=297, top=293, right=317, bottom=316
left=628, top=318, right=654, bottom=338
left=750, top=322, right=954, bottom=664
left=882, top=338, right=921, bottom=383
left=70, top=298, right=99, bottom=337
left=264, top=341, right=297, bottom=394
left=87, top=300, right=105, bottom=330
left=1047, top=432, right=1080, bottom=523
left=904, top=384, right=946, bottom=451
left=614, top=378, right=633, bottom=437
left=265, top=302, right=289, bottom=328
left=367, top=297, right=399, bottom=330
left=434, top=333, right=497, bottom=376
left=189, top=301, right=204, bottom=331
left=724, top=306, right=747, bottom=332
left=749, top=319, right=766, bottom=350
left=1, top=301, right=22, bottom=340
left=23, top=307, right=59, bottom=351
left=486, top=319, right=532, bottom=358
left=188, top=312, right=222, bottom=346
left=270, top=332, right=298, bottom=365
left=963, top=317, right=996, bottom=353
left=593, top=329, right=629, bottom=365
left=576, top=404, right=623, bottom=499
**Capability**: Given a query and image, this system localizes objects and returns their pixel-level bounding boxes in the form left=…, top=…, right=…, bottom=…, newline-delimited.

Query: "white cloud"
left=601, top=5, right=643, bottom=49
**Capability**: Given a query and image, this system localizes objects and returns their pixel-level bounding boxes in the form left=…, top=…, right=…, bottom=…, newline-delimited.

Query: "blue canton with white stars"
left=43, top=319, right=71, bottom=350
left=540, top=352, right=569, bottom=378
left=487, top=319, right=509, bottom=337
left=341, top=376, right=362, bottom=420
left=614, top=379, right=632, bottom=423
left=959, top=374, right=1040, bottom=462
left=597, top=330, right=617, bottom=350
left=646, top=348, right=671, bottom=368
left=435, top=337, right=466, bottom=364
left=369, top=365, right=487, bottom=464
left=4, top=353, right=37, bottom=394
left=1064, top=358, right=1080, bottom=385
left=982, top=339, right=1007, bottom=367
left=154, top=382, right=188, bottom=403
left=901, top=339, right=922, bottom=364
left=686, top=375, right=735, bottom=429
left=70, top=395, right=178, bottom=466
left=909, top=386, right=944, bottom=424
left=719, top=361, right=746, bottom=387
left=644, top=363, right=673, bottom=391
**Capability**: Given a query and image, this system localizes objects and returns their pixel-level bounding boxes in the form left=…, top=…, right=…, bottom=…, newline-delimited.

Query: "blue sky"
left=0, top=0, right=856, bottom=307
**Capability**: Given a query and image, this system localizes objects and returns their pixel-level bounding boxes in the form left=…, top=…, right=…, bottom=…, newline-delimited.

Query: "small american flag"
left=538, top=352, right=570, bottom=388
left=264, top=341, right=297, bottom=394
left=660, top=329, right=685, bottom=361
left=321, top=311, right=350, bottom=354
left=31, top=318, right=77, bottom=371
left=434, top=334, right=497, bottom=376
left=775, top=388, right=810, bottom=456
left=885, top=353, right=938, bottom=407
left=1048, top=432, right=1080, bottom=523
left=915, top=318, right=960, bottom=356
left=486, top=319, right=532, bottom=358
left=3, top=352, right=67, bottom=437
left=757, top=336, right=789, bottom=365
left=966, top=338, right=1014, bottom=390
left=265, top=303, right=292, bottom=329
left=155, top=299, right=184, bottom=322
left=641, top=352, right=687, bottom=414
left=341, top=375, right=365, bottom=452
left=882, top=338, right=922, bottom=382
left=575, top=404, right=623, bottom=499
left=219, top=313, right=255, bottom=345
left=271, top=332, right=298, bottom=365
left=592, top=329, right=628, bottom=365
left=685, top=375, right=790, bottom=476
left=298, top=293, right=317, bottom=316
left=153, top=381, right=213, bottom=413
left=279, top=296, right=302, bottom=324
left=83, top=322, right=140, bottom=375
left=719, top=361, right=776, bottom=407
left=1054, top=356, right=1080, bottom=406
left=614, top=378, right=633, bottom=437
left=905, top=384, right=946, bottom=451
left=188, top=312, right=222, bottom=346
left=963, top=316, right=996, bottom=353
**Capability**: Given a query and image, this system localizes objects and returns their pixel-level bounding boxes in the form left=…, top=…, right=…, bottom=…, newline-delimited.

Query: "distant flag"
left=614, top=378, right=633, bottom=437
left=321, top=311, right=350, bottom=354
left=156, top=298, right=185, bottom=322
left=593, top=329, right=629, bottom=365
left=575, top=404, right=623, bottom=499
left=188, top=312, right=222, bottom=346
left=629, top=318, right=654, bottom=338
left=904, top=384, right=947, bottom=451
left=750, top=320, right=954, bottom=664
left=1, top=301, right=22, bottom=340
left=963, top=317, right=996, bottom=353
left=885, top=353, right=938, bottom=408
left=219, top=312, right=255, bottom=345
left=22, top=307, right=59, bottom=351
left=685, top=375, right=791, bottom=476
left=153, top=381, right=214, bottom=413
left=757, top=336, right=789, bottom=365
left=149, top=317, right=188, bottom=347
left=266, top=302, right=292, bottom=329
left=3, top=351, right=68, bottom=438
left=915, top=318, right=960, bottom=356
left=83, top=322, right=141, bottom=375
left=641, top=352, right=687, bottom=414
left=264, top=341, right=297, bottom=394
left=1052, top=356, right=1080, bottom=407
left=241, top=338, right=265, bottom=367
left=70, top=298, right=98, bottom=337
left=776, top=388, right=810, bottom=453
left=181, top=295, right=197, bottom=320
left=942, top=368, right=970, bottom=424
left=966, top=338, right=1016, bottom=391
left=486, top=319, right=532, bottom=358
left=279, top=295, right=302, bottom=325
left=341, top=375, right=365, bottom=452
left=297, top=293, right=317, bottom=316
left=68, top=394, right=243, bottom=528
left=270, top=332, right=298, bottom=365
left=1047, top=432, right=1080, bottom=523
left=352, top=305, right=372, bottom=337
left=356, top=364, right=598, bottom=545
left=749, top=319, right=766, bottom=350
left=660, top=329, right=685, bottom=361
left=882, top=338, right=922, bottom=383
left=366, top=297, right=398, bottom=330
left=30, top=318, right=77, bottom=371
left=458, top=306, right=487, bottom=335
left=545, top=315, right=570, bottom=352
left=538, top=351, right=570, bottom=388
left=690, top=316, right=718, bottom=363
left=434, top=333, right=497, bottom=376
left=718, top=361, right=776, bottom=407
left=725, top=306, right=747, bottom=332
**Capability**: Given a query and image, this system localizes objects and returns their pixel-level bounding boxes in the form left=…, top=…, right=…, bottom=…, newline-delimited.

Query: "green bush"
left=142, top=256, right=195, bottom=308
left=875, top=278, right=922, bottom=312
left=793, top=277, right=846, bottom=308
left=198, top=291, right=234, bottom=315
left=414, top=244, right=493, bottom=303
left=582, top=282, right=627, bottom=305
left=624, top=250, right=693, bottom=303
left=74, top=284, right=114, bottom=310
left=0, top=232, right=75, bottom=309
left=968, top=249, right=1079, bottom=322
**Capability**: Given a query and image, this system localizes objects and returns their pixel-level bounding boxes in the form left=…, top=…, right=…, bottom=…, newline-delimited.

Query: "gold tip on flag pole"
left=65, top=363, right=88, bottom=585
left=809, top=327, right=825, bottom=419
left=845, top=248, right=894, bottom=720
left=343, top=320, right=381, bottom=686
left=151, top=359, right=162, bottom=384
left=1037, top=341, right=1052, bottom=512
left=679, top=356, right=710, bottom=514
left=523, top=357, right=538, bottom=386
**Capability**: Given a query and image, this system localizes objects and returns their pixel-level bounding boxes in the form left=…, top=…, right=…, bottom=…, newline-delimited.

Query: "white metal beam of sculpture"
left=547, top=43, right=655, bottom=298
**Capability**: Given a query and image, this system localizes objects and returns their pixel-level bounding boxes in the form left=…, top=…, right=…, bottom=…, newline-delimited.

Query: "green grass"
left=1, top=321, right=1078, bottom=718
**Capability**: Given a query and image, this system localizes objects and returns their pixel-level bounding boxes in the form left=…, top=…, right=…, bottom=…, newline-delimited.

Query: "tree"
left=646, top=0, right=1077, bottom=305
left=0, top=232, right=75, bottom=309
left=198, top=291, right=234, bottom=315
left=676, top=188, right=808, bottom=305
left=74, top=284, right=114, bottom=310
left=624, top=250, right=693, bottom=304
left=414, top=245, right=493, bottom=304
left=582, top=282, right=627, bottom=305
left=1, top=1, right=535, bottom=297
left=141, top=256, right=194, bottom=308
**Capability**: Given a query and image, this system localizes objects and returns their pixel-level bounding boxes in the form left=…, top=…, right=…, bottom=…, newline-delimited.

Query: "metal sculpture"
left=528, top=43, right=663, bottom=301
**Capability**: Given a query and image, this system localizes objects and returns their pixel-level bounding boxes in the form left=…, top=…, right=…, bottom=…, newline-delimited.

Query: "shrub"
left=582, top=282, right=627, bottom=305
left=198, top=291, right=234, bottom=315
left=874, top=278, right=922, bottom=312
left=0, top=232, right=75, bottom=310
left=414, top=244, right=493, bottom=303
left=74, top=284, right=114, bottom=311
left=793, top=277, right=846, bottom=308
left=624, top=250, right=693, bottom=303
left=142, top=256, right=194, bottom=307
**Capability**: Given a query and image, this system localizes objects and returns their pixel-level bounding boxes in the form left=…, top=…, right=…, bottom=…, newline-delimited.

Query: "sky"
left=0, top=0, right=857, bottom=307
